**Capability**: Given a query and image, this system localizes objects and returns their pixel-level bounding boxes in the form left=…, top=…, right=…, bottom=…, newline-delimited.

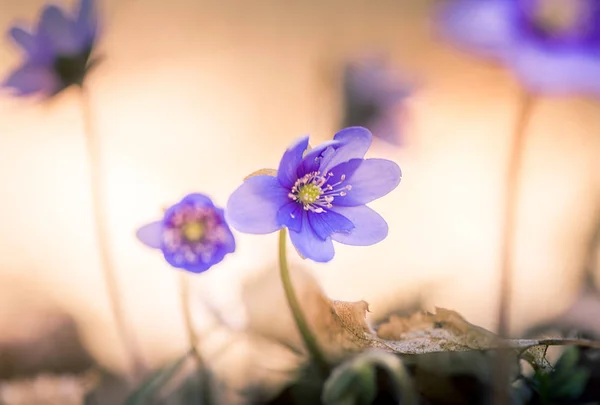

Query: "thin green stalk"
left=278, top=228, right=330, bottom=375
left=493, top=92, right=537, bottom=405
left=178, top=272, right=212, bottom=405
left=79, top=86, right=146, bottom=382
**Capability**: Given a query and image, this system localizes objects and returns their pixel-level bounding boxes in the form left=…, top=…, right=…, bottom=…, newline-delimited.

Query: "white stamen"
left=288, top=170, right=353, bottom=214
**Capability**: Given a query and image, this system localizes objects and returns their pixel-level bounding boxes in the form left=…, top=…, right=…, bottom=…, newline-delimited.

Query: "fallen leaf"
left=243, top=168, right=278, bottom=181
left=240, top=265, right=600, bottom=402
left=375, top=307, right=498, bottom=352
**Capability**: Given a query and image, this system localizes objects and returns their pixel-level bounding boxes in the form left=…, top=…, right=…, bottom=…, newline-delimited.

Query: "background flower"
left=137, top=194, right=236, bottom=273
left=342, top=57, right=412, bottom=146
left=437, top=0, right=600, bottom=96
left=3, top=0, right=98, bottom=97
left=226, top=127, right=401, bottom=263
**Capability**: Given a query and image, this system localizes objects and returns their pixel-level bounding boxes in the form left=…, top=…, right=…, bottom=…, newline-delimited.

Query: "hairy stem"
left=79, top=86, right=146, bottom=381
left=278, top=228, right=330, bottom=375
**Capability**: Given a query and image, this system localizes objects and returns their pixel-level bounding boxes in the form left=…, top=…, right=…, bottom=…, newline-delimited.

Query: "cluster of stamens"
left=289, top=171, right=352, bottom=213
left=162, top=204, right=230, bottom=265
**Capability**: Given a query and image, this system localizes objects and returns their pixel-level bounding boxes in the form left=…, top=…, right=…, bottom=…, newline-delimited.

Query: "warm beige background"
left=1, top=0, right=600, bottom=375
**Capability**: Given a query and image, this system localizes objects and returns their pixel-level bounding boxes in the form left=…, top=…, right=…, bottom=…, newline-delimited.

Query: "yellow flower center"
left=297, top=184, right=322, bottom=205
left=182, top=221, right=205, bottom=242
left=534, top=0, right=583, bottom=34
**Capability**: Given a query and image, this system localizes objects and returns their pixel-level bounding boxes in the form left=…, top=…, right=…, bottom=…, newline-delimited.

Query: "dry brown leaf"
left=242, top=265, right=600, bottom=377
left=376, top=307, right=498, bottom=352
left=243, top=168, right=277, bottom=181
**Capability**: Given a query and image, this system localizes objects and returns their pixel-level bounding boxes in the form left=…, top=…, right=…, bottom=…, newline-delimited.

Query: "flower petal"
left=296, top=140, right=341, bottom=177
left=38, top=5, right=80, bottom=54
left=163, top=252, right=212, bottom=273
left=326, top=158, right=362, bottom=187
left=332, top=158, right=402, bottom=206
left=2, top=64, right=59, bottom=96
left=226, top=175, right=289, bottom=234
left=320, top=127, right=373, bottom=174
left=307, top=210, right=354, bottom=241
left=330, top=206, right=388, bottom=246
left=166, top=230, right=236, bottom=274
left=289, top=211, right=335, bottom=262
left=136, top=220, right=163, bottom=249
left=511, top=44, right=600, bottom=96
left=179, top=193, right=216, bottom=208
left=277, top=202, right=303, bottom=232
left=9, top=26, right=36, bottom=53
left=220, top=227, right=237, bottom=255
left=436, top=0, right=517, bottom=60
left=75, top=0, right=97, bottom=42
left=278, top=135, right=309, bottom=188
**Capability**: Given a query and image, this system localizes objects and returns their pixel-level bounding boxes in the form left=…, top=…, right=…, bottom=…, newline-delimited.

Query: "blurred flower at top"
left=342, top=57, right=412, bottom=146
left=226, top=127, right=401, bottom=263
left=137, top=194, right=236, bottom=274
left=437, top=0, right=600, bottom=96
left=2, top=0, right=98, bottom=97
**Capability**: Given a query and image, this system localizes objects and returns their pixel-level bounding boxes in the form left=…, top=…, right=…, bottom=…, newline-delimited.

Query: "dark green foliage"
left=118, top=345, right=600, bottom=405
left=121, top=351, right=192, bottom=405
left=523, top=346, right=596, bottom=405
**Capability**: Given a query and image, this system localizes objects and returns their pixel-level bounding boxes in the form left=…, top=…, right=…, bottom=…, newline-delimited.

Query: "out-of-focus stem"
left=79, top=86, right=146, bottom=382
left=178, top=272, right=212, bottom=405
left=498, top=92, right=536, bottom=338
left=278, top=228, right=330, bottom=376
left=494, top=92, right=536, bottom=405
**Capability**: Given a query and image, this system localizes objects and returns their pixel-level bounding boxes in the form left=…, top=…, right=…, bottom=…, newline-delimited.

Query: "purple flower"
left=226, top=127, right=401, bottom=263
left=3, top=0, right=98, bottom=97
left=437, top=0, right=600, bottom=96
left=342, top=58, right=411, bottom=146
left=136, top=194, right=236, bottom=273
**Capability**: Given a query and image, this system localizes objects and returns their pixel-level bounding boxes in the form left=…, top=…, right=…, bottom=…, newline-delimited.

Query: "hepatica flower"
left=226, top=127, right=401, bottom=263
left=342, top=58, right=411, bottom=146
left=438, top=0, right=600, bottom=96
left=3, top=0, right=98, bottom=97
left=137, top=194, right=236, bottom=273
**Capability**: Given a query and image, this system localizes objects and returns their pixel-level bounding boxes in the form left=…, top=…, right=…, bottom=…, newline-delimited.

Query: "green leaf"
left=553, top=368, right=589, bottom=400
left=322, top=350, right=417, bottom=405
left=122, top=351, right=191, bottom=405
left=322, top=358, right=377, bottom=405
left=553, top=346, right=579, bottom=378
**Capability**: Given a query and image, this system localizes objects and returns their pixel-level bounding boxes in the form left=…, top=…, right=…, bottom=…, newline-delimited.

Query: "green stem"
left=178, top=272, right=212, bottom=405
left=493, top=91, right=537, bottom=405
left=278, top=228, right=330, bottom=375
left=79, top=86, right=147, bottom=382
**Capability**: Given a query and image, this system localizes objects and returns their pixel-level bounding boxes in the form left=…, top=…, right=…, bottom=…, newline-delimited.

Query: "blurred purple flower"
left=437, top=0, right=600, bottom=96
left=226, top=127, right=401, bottom=263
left=3, top=0, right=98, bottom=97
left=137, top=194, right=236, bottom=274
left=342, top=58, right=411, bottom=146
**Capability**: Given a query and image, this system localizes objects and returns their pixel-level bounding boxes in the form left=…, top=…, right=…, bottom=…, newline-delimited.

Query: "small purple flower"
left=437, top=0, right=600, bottom=96
left=136, top=194, right=236, bottom=274
left=3, top=0, right=98, bottom=97
left=226, top=127, right=401, bottom=263
left=342, top=58, right=411, bottom=146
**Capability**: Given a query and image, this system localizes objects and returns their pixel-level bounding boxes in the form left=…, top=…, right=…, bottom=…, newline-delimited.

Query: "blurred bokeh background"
left=1, top=0, right=600, bottom=383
